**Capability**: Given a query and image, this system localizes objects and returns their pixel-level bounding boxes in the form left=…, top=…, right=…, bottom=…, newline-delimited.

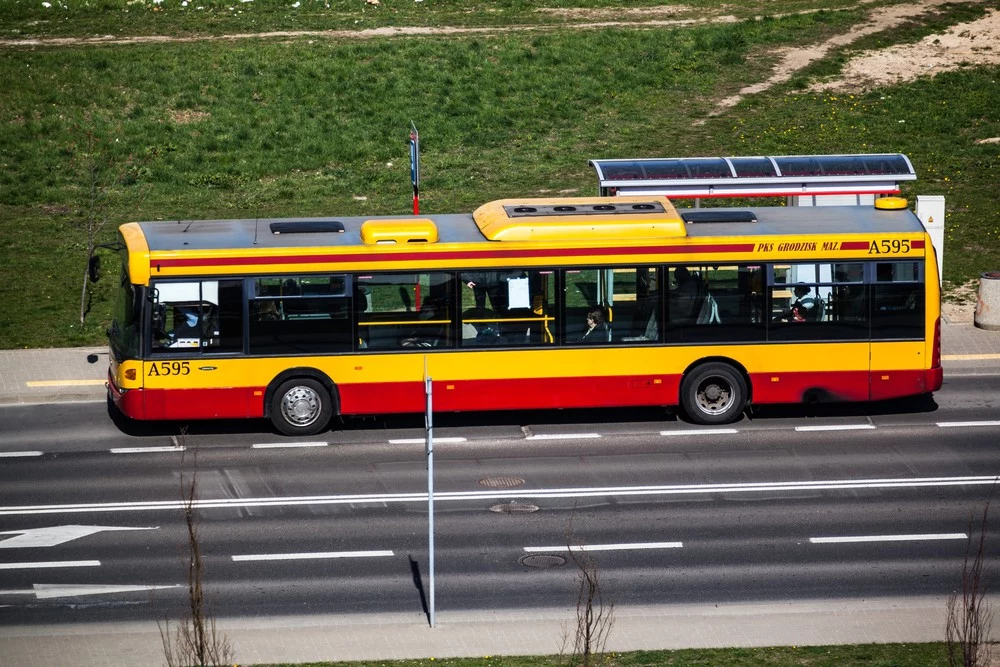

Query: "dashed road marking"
left=810, top=533, right=967, bottom=544
left=232, top=550, right=394, bottom=562
left=0, top=560, right=101, bottom=570
left=388, top=437, right=467, bottom=444
left=936, top=421, right=1000, bottom=428
left=795, top=424, right=876, bottom=432
left=660, top=429, right=738, bottom=436
left=110, top=446, right=185, bottom=454
left=525, top=542, right=682, bottom=552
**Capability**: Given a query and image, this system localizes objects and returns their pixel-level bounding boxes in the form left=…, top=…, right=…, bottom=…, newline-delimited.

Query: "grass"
left=256, top=642, right=950, bottom=666
left=0, top=1, right=998, bottom=348
left=0, top=0, right=875, bottom=39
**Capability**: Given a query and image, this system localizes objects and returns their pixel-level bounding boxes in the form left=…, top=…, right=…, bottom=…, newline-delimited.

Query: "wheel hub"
left=281, top=386, right=320, bottom=426
left=697, top=379, right=732, bottom=414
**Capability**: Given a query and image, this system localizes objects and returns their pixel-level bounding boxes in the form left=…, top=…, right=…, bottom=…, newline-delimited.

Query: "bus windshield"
left=108, top=257, right=141, bottom=361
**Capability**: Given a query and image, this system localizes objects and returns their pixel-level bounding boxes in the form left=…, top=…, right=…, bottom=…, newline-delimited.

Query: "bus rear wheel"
left=270, top=378, right=333, bottom=436
left=680, top=362, right=747, bottom=425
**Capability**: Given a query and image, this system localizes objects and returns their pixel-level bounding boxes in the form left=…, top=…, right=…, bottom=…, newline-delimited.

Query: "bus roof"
left=132, top=198, right=925, bottom=253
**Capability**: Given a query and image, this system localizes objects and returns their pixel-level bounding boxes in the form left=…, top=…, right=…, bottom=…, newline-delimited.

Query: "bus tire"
left=270, top=378, right=333, bottom=436
left=680, top=362, right=747, bottom=425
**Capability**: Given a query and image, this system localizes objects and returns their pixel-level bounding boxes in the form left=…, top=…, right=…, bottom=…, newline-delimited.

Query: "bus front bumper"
left=107, top=369, right=144, bottom=420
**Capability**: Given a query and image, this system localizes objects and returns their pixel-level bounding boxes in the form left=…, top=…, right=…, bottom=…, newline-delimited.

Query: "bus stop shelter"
left=588, top=153, right=944, bottom=281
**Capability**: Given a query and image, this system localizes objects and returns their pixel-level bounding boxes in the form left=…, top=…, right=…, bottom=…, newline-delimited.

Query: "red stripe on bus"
left=338, top=376, right=681, bottom=414
left=152, top=243, right=758, bottom=269
left=911, top=239, right=925, bottom=249
left=839, top=241, right=870, bottom=251
left=869, top=368, right=933, bottom=401
left=748, top=370, right=870, bottom=403
left=119, top=368, right=935, bottom=423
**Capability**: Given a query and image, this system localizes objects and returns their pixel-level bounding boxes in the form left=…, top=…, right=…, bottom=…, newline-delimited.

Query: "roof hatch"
left=360, top=218, right=439, bottom=245
left=270, top=220, right=345, bottom=235
left=681, top=210, right=757, bottom=224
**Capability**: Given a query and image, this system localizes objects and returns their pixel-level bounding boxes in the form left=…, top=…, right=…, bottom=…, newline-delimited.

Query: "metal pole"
left=410, top=122, right=420, bottom=216
left=425, top=358, right=435, bottom=628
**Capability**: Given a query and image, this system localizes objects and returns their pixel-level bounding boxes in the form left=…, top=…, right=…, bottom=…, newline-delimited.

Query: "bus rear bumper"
left=107, top=370, right=145, bottom=420
left=926, top=366, right=944, bottom=393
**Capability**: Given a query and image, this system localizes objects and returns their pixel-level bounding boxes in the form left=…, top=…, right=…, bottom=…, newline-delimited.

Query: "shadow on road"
left=106, top=393, right=939, bottom=437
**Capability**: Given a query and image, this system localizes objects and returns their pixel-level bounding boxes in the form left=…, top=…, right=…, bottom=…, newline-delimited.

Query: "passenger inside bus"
left=777, top=284, right=821, bottom=322
left=578, top=306, right=609, bottom=344
left=400, top=297, right=449, bottom=348
left=669, top=266, right=704, bottom=324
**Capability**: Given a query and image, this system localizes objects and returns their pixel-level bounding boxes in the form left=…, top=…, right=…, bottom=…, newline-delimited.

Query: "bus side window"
left=872, top=261, right=924, bottom=339
left=150, top=280, right=243, bottom=354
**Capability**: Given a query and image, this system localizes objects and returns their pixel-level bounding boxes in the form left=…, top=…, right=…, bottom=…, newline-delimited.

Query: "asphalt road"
left=2, top=373, right=999, bottom=627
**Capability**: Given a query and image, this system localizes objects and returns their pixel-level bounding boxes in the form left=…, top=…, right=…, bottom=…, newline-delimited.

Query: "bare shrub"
left=946, top=497, right=994, bottom=667
left=559, top=513, right=615, bottom=667
left=69, top=118, right=154, bottom=325
left=159, top=437, right=234, bottom=667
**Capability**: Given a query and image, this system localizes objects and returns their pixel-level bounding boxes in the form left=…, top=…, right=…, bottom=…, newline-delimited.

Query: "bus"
left=105, top=195, right=942, bottom=435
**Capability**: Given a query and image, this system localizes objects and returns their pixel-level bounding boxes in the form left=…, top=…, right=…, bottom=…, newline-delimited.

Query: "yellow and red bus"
left=106, top=195, right=941, bottom=435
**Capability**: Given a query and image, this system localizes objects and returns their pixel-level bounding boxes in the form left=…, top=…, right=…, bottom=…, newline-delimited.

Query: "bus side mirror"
left=88, top=255, right=101, bottom=283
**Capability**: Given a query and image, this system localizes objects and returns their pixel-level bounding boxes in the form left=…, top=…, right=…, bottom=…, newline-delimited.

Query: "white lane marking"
left=525, top=542, right=682, bottom=552
left=0, top=451, right=43, bottom=458
left=0, top=525, right=157, bottom=549
left=794, top=424, right=876, bottom=432
left=0, top=584, right=181, bottom=599
left=388, top=437, right=467, bottom=444
left=252, top=441, right=328, bottom=449
left=0, top=560, right=101, bottom=570
left=660, top=429, right=738, bottom=436
left=937, top=421, right=1000, bottom=428
left=810, top=533, right=968, bottom=544
left=232, top=550, right=394, bottom=562
left=526, top=433, right=601, bottom=440
left=5, top=474, right=997, bottom=516
left=110, top=446, right=185, bottom=454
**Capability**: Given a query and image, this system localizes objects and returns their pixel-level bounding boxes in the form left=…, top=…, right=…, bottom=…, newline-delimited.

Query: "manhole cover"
left=519, top=554, right=566, bottom=569
left=478, top=475, right=525, bottom=488
left=489, top=502, right=539, bottom=514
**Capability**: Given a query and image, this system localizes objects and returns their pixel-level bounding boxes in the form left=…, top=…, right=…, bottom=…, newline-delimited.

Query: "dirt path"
left=705, top=0, right=1000, bottom=118
left=815, top=7, right=1000, bottom=91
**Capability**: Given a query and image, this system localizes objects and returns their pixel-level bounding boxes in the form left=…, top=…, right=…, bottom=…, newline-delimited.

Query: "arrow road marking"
left=0, top=584, right=181, bottom=599
left=0, top=525, right=158, bottom=549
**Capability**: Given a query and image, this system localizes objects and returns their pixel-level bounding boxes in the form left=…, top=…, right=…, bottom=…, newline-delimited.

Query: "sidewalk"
left=1, top=317, right=998, bottom=406
left=0, top=597, right=974, bottom=667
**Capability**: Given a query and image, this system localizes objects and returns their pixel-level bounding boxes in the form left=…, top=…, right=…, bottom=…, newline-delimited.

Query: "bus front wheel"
left=680, top=363, right=747, bottom=425
left=270, top=378, right=333, bottom=436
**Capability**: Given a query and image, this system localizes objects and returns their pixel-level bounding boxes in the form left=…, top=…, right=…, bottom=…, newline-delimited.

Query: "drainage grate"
left=489, top=502, right=540, bottom=514
left=518, top=554, right=566, bottom=569
left=478, top=475, right=526, bottom=489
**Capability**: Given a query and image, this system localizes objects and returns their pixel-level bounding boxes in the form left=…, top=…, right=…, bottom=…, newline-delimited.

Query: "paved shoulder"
left=0, top=347, right=107, bottom=405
